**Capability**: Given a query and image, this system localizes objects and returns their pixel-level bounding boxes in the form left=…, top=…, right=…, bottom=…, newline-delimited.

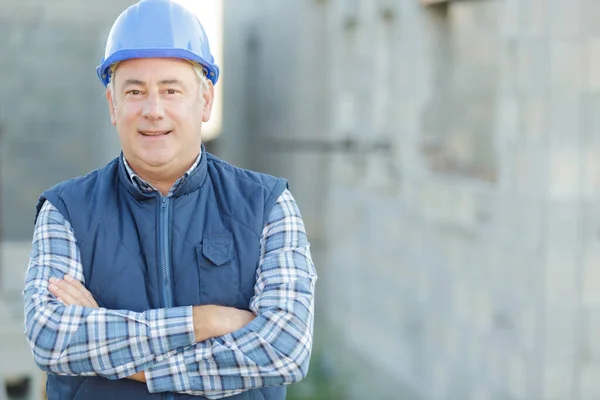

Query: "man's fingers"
left=47, top=281, right=63, bottom=303
left=49, top=281, right=83, bottom=306
left=64, top=275, right=99, bottom=307
left=49, top=277, right=97, bottom=307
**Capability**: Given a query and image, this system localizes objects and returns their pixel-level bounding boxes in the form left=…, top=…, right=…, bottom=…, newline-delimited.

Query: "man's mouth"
left=139, top=130, right=172, bottom=136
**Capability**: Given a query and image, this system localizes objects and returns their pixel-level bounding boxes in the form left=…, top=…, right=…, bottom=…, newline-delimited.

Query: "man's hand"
left=48, top=275, right=146, bottom=383
left=48, top=275, right=98, bottom=308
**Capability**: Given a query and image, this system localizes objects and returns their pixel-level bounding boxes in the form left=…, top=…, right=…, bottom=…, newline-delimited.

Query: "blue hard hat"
left=96, top=0, right=220, bottom=86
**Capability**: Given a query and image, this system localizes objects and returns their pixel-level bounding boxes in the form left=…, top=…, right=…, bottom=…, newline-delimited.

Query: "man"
left=22, top=1, right=317, bottom=399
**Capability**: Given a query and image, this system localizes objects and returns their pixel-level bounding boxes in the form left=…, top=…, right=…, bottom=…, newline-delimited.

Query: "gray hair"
left=107, top=60, right=210, bottom=105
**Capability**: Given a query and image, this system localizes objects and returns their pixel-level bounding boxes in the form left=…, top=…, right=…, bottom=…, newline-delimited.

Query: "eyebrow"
left=158, top=79, right=184, bottom=86
left=123, top=79, right=145, bottom=87
left=122, top=78, right=184, bottom=87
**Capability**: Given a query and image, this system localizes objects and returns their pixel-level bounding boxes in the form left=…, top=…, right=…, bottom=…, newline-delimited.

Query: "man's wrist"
left=127, top=371, right=147, bottom=383
left=192, top=305, right=216, bottom=342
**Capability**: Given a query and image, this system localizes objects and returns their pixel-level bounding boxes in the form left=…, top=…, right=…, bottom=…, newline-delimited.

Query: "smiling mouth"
left=139, top=130, right=172, bottom=136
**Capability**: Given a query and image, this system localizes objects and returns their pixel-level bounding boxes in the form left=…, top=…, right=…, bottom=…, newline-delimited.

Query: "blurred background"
left=0, top=0, right=598, bottom=399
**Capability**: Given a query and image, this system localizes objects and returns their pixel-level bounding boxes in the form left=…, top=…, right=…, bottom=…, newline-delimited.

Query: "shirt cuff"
left=145, top=306, right=195, bottom=355
left=145, top=351, right=191, bottom=394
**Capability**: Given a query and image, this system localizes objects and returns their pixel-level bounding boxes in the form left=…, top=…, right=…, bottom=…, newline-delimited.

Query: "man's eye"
left=126, top=90, right=141, bottom=95
left=166, top=89, right=179, bottom=95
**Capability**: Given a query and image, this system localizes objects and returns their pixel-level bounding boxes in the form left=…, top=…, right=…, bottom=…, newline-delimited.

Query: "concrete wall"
left=223, top=0, right=600, bottom=399
left=0, top=0, right=130, bottom=241
left=0, top=3, right=133, bottom=393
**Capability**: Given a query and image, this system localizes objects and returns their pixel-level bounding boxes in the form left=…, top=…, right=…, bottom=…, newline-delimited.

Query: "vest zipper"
left=159, top=196, right=175, bottom=400
left=159, top=197, right=173, bottom=308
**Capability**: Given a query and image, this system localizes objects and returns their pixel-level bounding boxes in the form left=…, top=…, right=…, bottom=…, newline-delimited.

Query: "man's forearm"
left=25, top=288, right=196, bottom=379
left=144, top=263, right=315, bottom=397
left=191, top=305, right=216, bottom=342
left=144, top=302, right=314, bottom=398
left=26, top=202, right=198, bottom=380
left=43, top=275, right=254, bottom=383
left=122, top=305, right=253, bottom=386
left=192, top=305, right=255, bottom=342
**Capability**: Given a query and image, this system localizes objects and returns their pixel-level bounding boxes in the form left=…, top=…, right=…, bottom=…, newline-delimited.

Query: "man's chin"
left=131, top=154, right=175, bottom=170
left=143, top=158, right=174, bottom=169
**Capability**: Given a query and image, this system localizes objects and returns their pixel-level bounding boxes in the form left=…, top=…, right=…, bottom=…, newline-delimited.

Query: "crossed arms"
left=23, top=189, right=317, bottom=398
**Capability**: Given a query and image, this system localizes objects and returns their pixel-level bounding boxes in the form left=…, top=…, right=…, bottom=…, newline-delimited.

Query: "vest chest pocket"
left=196, top=233, right=241, bottom=307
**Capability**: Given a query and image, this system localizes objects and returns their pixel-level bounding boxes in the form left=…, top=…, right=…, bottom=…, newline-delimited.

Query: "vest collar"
left=118, top=144, right=209, bottom=201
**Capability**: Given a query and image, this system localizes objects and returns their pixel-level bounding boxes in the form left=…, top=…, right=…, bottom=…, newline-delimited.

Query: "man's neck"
left=125, top=153, right=200, bottom=196
left=135, top=167, right=184, bottom=196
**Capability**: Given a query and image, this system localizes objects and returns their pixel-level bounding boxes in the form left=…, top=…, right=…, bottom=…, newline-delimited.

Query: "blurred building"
left=0, top=1, right=132, bottom=398
left=222, top=0, right=600, bottom=399
left=0, top=0, right=130, bottom=242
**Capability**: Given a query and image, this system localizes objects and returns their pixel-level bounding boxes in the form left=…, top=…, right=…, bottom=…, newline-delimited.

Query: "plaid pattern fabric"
left=23, top=157, right=317, bottom=397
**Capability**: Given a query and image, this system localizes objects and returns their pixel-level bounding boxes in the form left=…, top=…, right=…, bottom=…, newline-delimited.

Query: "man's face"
left=106, top=58, right=214, bottom=173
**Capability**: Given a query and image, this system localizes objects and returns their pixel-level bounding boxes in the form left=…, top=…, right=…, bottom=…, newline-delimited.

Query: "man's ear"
left=201, top=82, right=215, bottom=123
left=106, top=88, right=117, bottom=126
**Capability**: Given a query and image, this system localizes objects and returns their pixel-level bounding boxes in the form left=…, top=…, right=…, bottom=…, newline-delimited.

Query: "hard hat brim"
left=97, top=48, right=220, bottom=87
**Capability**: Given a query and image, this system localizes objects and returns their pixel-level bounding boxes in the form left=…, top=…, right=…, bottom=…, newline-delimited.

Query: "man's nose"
left=141, top=93, right=165, bottom=120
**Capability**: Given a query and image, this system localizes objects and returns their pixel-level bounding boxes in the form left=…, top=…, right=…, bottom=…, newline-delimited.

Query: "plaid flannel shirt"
left=23, top=154, right=317, bottom=398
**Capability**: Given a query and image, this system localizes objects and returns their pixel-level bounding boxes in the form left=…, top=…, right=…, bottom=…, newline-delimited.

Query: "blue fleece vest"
left=36, top=149, right=288, bottom=400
